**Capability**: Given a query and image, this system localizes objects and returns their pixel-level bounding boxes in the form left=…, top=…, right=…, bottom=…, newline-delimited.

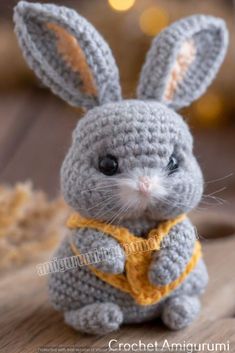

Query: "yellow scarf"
left=68, top=213, right=202, bottom=306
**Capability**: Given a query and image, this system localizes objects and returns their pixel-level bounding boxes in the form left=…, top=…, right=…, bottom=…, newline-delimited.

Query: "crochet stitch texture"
left=68, top=213, right=202, bottom=306
left=14, top=1, right=228, bottom=335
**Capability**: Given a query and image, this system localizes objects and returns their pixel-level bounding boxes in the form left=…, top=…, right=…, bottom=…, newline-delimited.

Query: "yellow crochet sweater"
left=68, top=213, right=202, bottom=306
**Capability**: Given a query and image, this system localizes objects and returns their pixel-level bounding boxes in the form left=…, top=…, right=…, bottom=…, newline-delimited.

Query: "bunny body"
left=14, top=2, right=228, bottom=334
left=48, top=100, right=208, bottom=333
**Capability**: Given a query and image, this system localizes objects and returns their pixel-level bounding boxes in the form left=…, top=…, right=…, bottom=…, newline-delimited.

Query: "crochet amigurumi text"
left=14, top=1, right=228, bottom=335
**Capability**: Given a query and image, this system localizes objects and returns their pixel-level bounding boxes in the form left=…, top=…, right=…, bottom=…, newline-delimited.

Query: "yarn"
left=68, top=213, right=202, bottom=305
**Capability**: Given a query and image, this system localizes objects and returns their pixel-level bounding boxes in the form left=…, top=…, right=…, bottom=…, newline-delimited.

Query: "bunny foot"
left=162, top=295, right=200, bottom=330
left=64, top=303, right=123, bottom=335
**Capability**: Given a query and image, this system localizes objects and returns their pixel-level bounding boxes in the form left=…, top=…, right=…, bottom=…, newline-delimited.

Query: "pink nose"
left=138, top=176, right=151, bottom=195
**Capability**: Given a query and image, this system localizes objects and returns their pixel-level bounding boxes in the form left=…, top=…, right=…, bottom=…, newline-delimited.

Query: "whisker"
left=202, top=196, right=225, bottom=205
left=92, top=201, right=132, bottom=241
left=90, top=197, right=120, bottom=221
left=200, top=199, right=223, bottom=206
left=106, top=201, right=131, bottom=226
left=114, top=202, right=134, bottom=228
left=80, top=184, right=119, bottom=194
left=155, top=194, right=206, bottom=213
left=202, top=187, right=228, bottom=206
left=204, top=186, right=227, bottom=197
left=84, top=194, right=118, bottom=212
left=205, top=173, right=233, bottom=185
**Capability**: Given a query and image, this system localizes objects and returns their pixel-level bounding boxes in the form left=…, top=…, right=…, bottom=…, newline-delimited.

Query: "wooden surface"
left=0, top=90, right=235, bottom=352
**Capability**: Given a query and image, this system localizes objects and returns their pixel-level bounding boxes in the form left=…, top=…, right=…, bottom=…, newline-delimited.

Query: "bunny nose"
left=138, top=176, right=152, bottom=195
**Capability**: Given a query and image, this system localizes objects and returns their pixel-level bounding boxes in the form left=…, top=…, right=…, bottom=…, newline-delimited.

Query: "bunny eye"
left=99, top=154, right=118, bottom=176
left=167, top=154, right=179, bottom=175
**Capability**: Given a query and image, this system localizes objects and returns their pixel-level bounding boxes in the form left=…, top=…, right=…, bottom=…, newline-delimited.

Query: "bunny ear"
left=14, top=1, right=122, bottom=110
left=137, top=15, right=228, bottom=110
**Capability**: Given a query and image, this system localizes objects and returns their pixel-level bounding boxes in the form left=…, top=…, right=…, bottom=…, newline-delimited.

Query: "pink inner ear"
left=47, top=22, right=97, bottom=96
left=164, top=40, right=196, bottom=102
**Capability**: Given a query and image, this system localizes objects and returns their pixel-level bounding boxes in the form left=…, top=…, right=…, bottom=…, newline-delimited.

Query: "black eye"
left=98, top=154, right=118, bottom=176
left=167, top=155, right=179, bottom=175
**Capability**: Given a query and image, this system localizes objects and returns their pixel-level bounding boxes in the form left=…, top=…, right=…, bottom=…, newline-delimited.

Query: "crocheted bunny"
left=14, top=1, right=228, bottom=335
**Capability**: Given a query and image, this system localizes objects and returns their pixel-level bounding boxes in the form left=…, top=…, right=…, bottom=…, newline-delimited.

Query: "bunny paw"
left=162, top=295, right=200, bottom=330
left=64, top=303, right=123, bottom=335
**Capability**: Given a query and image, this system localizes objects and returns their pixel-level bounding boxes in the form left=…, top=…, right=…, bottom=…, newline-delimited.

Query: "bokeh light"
left=194, top=93, right=224, bottom=126
left=139, top=6, right=169, bottom=36
left=108, top=0, right=136, bottom=12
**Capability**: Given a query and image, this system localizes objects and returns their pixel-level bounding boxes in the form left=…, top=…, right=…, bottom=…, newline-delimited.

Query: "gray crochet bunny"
left=14, top=1, right=228, bottom=335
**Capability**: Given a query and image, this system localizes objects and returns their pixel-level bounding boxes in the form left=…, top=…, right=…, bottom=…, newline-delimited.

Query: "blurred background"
left=0, top=2, right=234, bottom=345
left=0, top=0, right=234, bottom=210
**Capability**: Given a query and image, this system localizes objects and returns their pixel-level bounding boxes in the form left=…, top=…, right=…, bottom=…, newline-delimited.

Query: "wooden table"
left=0, top=90, right=234, bottom=352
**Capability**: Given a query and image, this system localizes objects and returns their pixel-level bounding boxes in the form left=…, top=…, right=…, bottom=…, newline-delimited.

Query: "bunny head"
left=14, top=2, right=228, bottom=224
